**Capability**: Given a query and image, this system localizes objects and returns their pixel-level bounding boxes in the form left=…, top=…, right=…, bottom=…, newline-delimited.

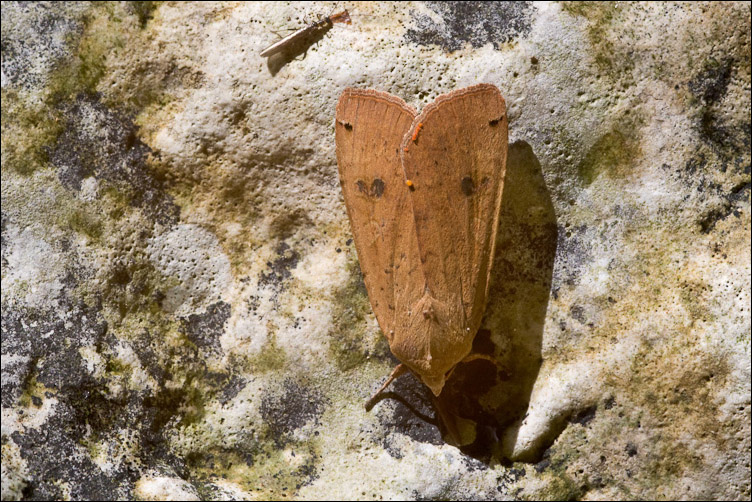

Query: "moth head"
left=420, top=372, right=448, bottom=396
left=394, top=350, right=465, bottom=396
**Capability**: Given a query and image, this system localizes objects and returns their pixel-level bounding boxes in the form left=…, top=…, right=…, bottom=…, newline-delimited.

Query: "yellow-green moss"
left=17, top=372, right=53, bottom=409
left=176, top=173, right=268, bottom=277
left=104, top=357, right=133, bottom=377
left=65, top=208, right=104, bottom=240
left=130, top=1, right=160, bottom=29
left=561, top=2, right=631, bottom=74
left=0, top=89, right=65, bottom=176
left=188, top=440, right=320, bottom=499
left=247, top=335, right=288, bottom=373
left=527, top=472, right=585, bottom=501
left=328, top=258, right=374, bottom=371
left=577, top=127, right=641, bottom=186
left=2, top=3, right=160, bottom=178
left=46, top=5, right=126, bottom=104
left=101, top=185, right=132, bottom=220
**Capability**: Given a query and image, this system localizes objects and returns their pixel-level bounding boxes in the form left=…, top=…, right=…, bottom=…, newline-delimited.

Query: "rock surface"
left=2, top=1, right=750, bottom=500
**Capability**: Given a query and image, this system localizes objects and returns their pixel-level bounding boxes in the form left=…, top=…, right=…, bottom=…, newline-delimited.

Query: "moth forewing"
left=400, top=84, right=508, bottom=334
left=334, top=89, right=419, bottom=347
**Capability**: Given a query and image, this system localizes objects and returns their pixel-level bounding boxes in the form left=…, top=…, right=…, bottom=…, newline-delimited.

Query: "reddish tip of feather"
left=411, top=123, right=423, bottom=142
left=331, top=10, right=351, bottom=24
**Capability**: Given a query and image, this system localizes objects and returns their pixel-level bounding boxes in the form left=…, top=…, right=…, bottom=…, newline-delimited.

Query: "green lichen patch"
left=525, top=471, right=586, bottom=501
left=49, top=93, right=179, bottom=225
left=40, top=2, right=150, bottom=107
left=561, top=1, right=632, bottom=75
left=188, top=440, right=320, bottom=500
left=244, top=334, right=288, bottom=374
left=128, top=1, right=160, bottom=29
left=605, top=348, right=734, bottom=497
left=44, top=3, right=159, bottom=108
left=628, top=341, right=732, bottom=440
left=2, top=1, right=183, bottom=183
left=166, top=167, right=268, bottom=276
left=0, top=89, right=65, bottom=176
left=64, top=207, right=104, bottom=241
left=576, top=123, right=642, bottom=186
left=17, top=371, right=55, bottom=409
left=327, top=257, right=387, bottom=371
left=87, top=250, right=176, bottom=327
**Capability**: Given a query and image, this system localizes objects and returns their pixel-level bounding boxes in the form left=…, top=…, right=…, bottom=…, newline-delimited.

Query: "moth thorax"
left=390, top=293, right=473, bottom=395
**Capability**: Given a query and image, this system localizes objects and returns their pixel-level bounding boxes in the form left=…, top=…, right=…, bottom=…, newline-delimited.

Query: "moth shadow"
left=442, top=140, right=557, bottom=462
left=265, top=25, right=330, bottom=76
left=382, top=141, right=558, bottom=463
left=373, top=141, right=556, bottom=464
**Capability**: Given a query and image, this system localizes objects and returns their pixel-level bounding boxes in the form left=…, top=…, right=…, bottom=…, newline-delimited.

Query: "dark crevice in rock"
left=406, top=1, right=535, bottom=52
left=49, top=93, right=179, bottom=225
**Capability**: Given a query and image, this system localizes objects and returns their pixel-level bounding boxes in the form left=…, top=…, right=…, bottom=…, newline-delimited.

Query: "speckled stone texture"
left=2, top=1, right=750, bottom=500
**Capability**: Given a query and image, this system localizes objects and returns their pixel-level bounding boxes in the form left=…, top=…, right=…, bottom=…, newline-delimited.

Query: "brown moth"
left=335, top=84, right=508, bottom=405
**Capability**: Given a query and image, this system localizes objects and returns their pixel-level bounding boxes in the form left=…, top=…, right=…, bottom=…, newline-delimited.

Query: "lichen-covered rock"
left=2, top=1, right=749, bottom=500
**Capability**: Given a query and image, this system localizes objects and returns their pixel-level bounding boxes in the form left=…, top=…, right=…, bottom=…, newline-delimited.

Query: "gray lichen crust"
left=2, top=1, right=750, bottom=500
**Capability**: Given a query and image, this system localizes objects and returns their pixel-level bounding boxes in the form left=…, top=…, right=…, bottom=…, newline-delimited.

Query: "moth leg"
left=443, top=353, right=497, bottom=386
left=460, top=352, right=496, bottom=365
left=364, top=363, right=408, bottom=410
left=432, top=395, right=462, bottom=446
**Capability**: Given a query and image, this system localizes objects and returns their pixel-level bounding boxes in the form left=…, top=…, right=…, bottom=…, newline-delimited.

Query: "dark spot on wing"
left=461, top=176, right=475, bottom=196
left=371, top=178, right=385, bottom=198
left=356, top=180, right=367, bottom=193
left=489, top=116, right=503, bottom=126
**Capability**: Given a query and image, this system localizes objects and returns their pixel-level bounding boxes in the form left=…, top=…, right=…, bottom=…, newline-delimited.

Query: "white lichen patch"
left=2, top=395, right=59, bottom=436
left=134, top=475, right=201, bottom=501
left=222, top=308, right=270, bottom=358
left=146, top=223, right=232, bottom=315
left=114, top=340, right=157, bottom=392
left=78, top=346, right=106, bottom=378
left=1, top=224, right=67, bottom=310
left=168, top=377, right=266, bottom=456
left=0, top=439, right=29, bottom=501
left=284, top=364, right=510, bottom=498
